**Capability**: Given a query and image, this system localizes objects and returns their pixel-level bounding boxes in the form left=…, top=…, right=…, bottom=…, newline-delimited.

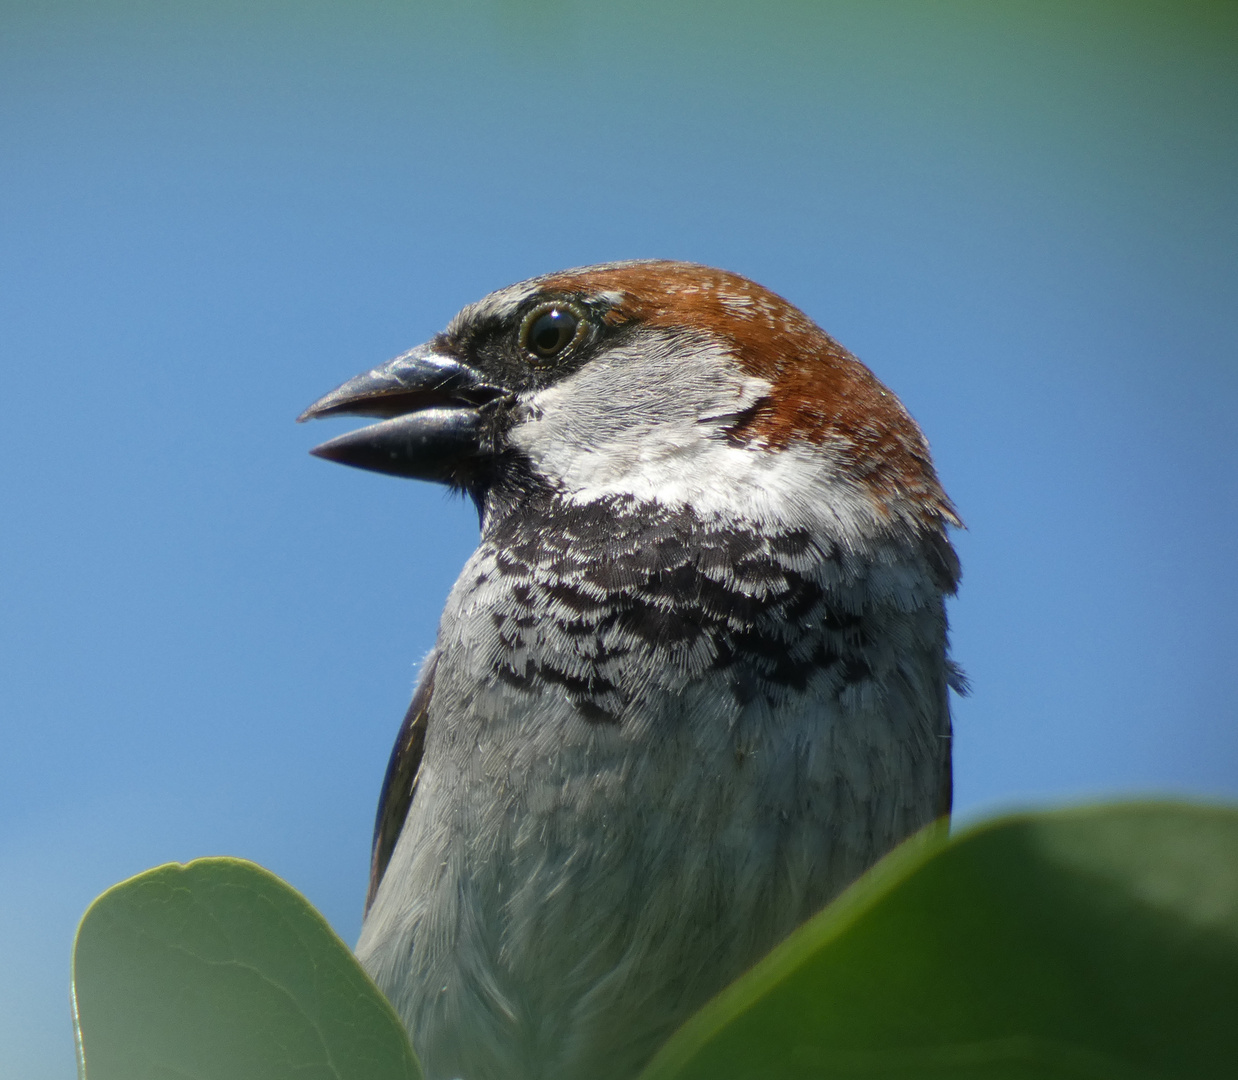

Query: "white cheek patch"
left=510, top=336, right=759, bottom=494
left=507, top=336, right=890, bottom=545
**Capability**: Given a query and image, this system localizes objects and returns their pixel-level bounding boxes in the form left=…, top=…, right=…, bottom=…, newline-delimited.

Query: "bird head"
left=300, top=260, right=958, bottom=545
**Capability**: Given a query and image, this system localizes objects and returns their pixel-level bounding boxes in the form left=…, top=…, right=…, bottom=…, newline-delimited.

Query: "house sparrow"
left=300, top=261, right=961, bottom=1080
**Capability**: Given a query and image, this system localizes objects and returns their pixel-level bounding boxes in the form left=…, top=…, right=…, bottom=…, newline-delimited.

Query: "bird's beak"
left=298, top=345, right=510, bottom=482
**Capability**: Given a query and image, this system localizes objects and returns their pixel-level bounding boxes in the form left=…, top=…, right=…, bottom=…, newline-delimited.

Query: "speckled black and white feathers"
left=486, top=495, right=881, bottom=717
left=365, top=486, right=956, bottom=904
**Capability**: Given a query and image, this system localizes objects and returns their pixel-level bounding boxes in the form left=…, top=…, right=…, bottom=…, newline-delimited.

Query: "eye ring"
left=519, top=301, right=587, bottom=365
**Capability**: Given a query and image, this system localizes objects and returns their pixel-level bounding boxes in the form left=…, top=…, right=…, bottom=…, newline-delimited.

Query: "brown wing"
left=366, top=652, right=439, bottom=913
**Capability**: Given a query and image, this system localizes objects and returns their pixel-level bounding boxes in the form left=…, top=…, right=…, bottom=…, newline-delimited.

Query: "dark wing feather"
left=937, top=749, right=953, bottom=819
left=937, top=659, right=966, bottom=820
left=366, top=652, right=438, bottom=912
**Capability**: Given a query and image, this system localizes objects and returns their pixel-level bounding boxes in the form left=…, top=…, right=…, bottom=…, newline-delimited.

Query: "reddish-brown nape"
left=541, top=261, right=960, bottom=527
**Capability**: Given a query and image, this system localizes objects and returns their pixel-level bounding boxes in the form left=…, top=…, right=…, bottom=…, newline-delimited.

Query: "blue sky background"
left=2, top=1, right=1236, bottom=1074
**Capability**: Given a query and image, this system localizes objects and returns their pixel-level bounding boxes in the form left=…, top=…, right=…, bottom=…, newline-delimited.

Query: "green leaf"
left=640, top=802, right=1238, bottom=1080
left=72, top=857, right=423, bottom=1080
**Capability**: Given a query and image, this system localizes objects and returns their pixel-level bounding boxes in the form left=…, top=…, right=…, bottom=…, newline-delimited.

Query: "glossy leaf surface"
left=72, top=857, right=422, bottom=1080
left=641, top=803, right=1238, bottom=1080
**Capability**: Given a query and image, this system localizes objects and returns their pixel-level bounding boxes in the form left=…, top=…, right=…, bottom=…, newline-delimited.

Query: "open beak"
left=298, top=345, right=509, bottom=482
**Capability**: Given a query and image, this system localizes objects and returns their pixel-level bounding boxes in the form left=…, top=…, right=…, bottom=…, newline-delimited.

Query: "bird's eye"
left=520, top=303, right=584, bottom=363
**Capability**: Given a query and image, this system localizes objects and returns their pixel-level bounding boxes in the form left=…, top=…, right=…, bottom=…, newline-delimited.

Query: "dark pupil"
left=529, top=309, right=576, bottom=356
